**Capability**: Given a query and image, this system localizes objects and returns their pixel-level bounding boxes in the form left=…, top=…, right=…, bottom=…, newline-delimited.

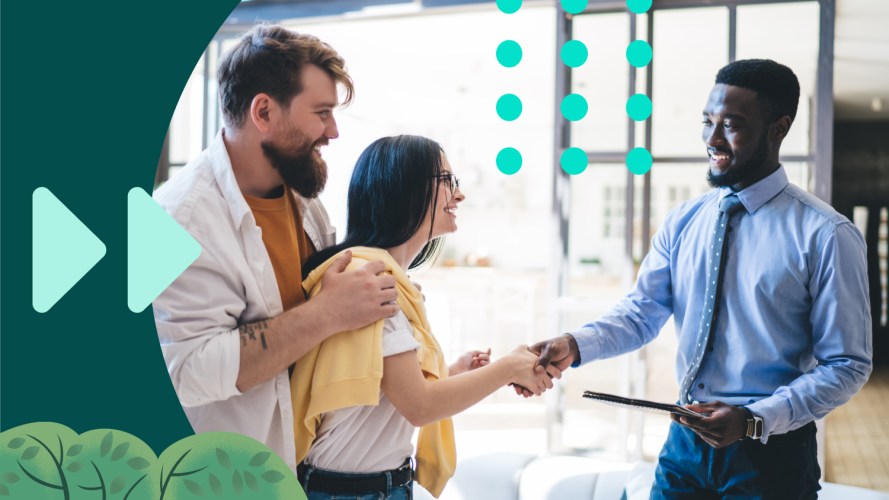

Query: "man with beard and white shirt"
left=527, top=59, right=872, bottom=499
left=152, top=24, right=400, bottom=471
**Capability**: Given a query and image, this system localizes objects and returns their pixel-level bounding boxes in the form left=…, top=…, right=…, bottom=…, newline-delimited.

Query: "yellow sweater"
left=292, top=246, right=456, bottom=497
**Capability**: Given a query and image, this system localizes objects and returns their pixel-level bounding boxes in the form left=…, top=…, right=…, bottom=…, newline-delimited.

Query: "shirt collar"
left=718, top=165, right=788, bottom=215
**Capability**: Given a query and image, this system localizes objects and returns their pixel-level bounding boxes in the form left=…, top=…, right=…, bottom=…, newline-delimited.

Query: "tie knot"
left=719, top=195, right=744, bottom=215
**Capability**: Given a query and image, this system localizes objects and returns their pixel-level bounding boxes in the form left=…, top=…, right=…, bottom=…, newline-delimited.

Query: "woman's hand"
left=506, top=345, right=555, bottom=396
left=449, top=348, right=491, bottom=376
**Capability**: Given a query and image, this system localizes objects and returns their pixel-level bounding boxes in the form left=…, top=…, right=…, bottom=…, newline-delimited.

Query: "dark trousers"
left=650, top=421, right=821, bottom=500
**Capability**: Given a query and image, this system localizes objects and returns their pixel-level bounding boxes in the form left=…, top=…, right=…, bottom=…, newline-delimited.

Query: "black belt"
left=297, top=458, right=414, bottom=495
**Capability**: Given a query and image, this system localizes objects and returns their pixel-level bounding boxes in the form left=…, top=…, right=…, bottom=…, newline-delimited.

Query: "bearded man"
left=153, top=25, right=400, bottom=472
left=529, top=59, right=872, bottom=499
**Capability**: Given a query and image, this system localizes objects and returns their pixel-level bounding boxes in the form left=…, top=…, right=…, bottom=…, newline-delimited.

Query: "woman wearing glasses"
left=293, top=135, right=553, bottom=499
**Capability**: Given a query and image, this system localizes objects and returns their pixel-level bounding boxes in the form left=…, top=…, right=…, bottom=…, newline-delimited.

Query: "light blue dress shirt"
left=571, top=166, right=872, bottom=441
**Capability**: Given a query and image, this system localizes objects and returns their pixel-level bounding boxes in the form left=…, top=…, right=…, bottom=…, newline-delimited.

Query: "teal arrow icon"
left=32, top=188, right=107, bottom=313
left=127, top=187, right=201, bottom=313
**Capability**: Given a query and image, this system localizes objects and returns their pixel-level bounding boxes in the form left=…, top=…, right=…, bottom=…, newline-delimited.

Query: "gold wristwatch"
left=740, top=406, right=763, bottom=439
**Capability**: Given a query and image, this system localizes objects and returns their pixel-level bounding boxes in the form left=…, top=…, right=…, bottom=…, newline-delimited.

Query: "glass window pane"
left=737, top=2, right=820, bottom=157
left=168, top=55, right=207, bottom=166
left=570, top=13, right=630, bottom=153
left=651, top=7, right=729, bottom=157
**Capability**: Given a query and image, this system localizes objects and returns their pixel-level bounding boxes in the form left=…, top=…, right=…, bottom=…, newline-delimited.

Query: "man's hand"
left=315, top=250, right=399, bottom=334
left=510, top=335, right=575, bottom=397
left=671, top=401, right=747, bottom=448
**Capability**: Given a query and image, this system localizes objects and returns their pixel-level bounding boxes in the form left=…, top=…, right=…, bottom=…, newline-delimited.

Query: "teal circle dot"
left=561, top=40, right=588, bottom=68
left=626, top=147, right=653, bottom=175
left=497, top=0, right=522, bottom=14
left=497, top=94, right=522, bottom=121
left=561, top=94, right=588, bottom=121
left=560, top=147, right=588, bottom=175
left=626, top=94, right=652, bottom=121
left=497, top=40, right=523, bottom=67
left=497, top=147, right=523, bottom=175
left=561, top=0, right=588, bottom=14
left=626, top=0, right=652, bottom=14
left=626, top=40, right=652, bottom=67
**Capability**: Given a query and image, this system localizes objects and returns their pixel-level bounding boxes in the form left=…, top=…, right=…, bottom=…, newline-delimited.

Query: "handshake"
left=449, top=334, right=580, bottom=398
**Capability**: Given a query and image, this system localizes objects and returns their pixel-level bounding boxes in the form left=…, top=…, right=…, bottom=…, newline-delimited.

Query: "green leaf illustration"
left=248, top=452, right=270, bottom=467
left=66, top=461, right=84, bottom=472
left=184, top=479, right=204, bottom=496
left=111, top=442, right=130, bottom=461
left=7, top=437, right=25, bottom=449
left=67, top=444, right=83, bottom=456
left=127, top=457, right=150, bottom=470
left=244, top=471, right=259, bottom=493
left=208, top=473, right=223, bottom=496
left=21, top=446, right=39, bottom=460
left=261, top=470, right=285, bottom=483
left=110, top=476, right=126, bottom=495
left=0, top=473, right=19, bottom=484
left=215, top=448, right=231, bottom=470
left=232, top=470, right=243, bottom=495
left=0, top=483, right=9, bottom=496
left=100, top=431, right=113, bottom=457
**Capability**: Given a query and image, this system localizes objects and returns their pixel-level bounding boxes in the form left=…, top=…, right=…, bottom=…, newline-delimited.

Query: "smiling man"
left=531, top=59, right=872, bottom=499
left=152, top=25, right=400, bottom=472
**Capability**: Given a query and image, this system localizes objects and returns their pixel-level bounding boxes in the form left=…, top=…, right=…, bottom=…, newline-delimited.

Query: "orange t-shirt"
left=244, top=190, right=315, bottom=311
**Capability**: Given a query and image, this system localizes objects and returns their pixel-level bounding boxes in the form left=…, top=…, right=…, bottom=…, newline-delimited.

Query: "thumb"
left=327, top=250, right=352, bottom=274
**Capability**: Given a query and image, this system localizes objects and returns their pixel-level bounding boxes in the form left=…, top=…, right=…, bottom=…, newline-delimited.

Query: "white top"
left=152, top=130, right=336, bottom=472
left=306, top=311, right=420, bottom=472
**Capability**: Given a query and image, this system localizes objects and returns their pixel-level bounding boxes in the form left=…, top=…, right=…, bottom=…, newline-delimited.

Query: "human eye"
left=317, top=110, right=331, bottom=118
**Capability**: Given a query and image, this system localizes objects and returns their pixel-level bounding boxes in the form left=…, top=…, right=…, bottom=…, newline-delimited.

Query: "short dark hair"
left=217, top=24, right=354, bottom=128
left=715, top=59, right=800, bottom=123
left=303, top=135, right=447, bottom=278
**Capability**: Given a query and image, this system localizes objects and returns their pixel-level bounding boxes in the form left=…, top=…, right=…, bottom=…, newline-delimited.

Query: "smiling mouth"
left=708, top=149, right=732, bottom=168
left=444, top=207, right=457, bottom=217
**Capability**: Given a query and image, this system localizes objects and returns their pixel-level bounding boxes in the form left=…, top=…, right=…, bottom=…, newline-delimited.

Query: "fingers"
left=328, top=250, right=353, bottom=273
left=360, top=258, right=387, bottom=276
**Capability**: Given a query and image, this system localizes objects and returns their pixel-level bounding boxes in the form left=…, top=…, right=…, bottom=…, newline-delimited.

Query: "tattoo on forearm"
left=239, top=320, right=270, bottom=350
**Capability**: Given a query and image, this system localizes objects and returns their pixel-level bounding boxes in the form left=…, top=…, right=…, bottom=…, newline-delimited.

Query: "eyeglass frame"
left=429, top=172, right=460, bottom=195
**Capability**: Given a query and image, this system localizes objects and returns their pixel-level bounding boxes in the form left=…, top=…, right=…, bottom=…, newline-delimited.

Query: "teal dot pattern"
left=561, top=148, right=588, bottom=175
left=626, top=40, right=652, bottom=67
left=561, top=94, right=588, bottom=121
left=626, top=0, right=652, bottom=14
left=561, top=40, right=588, bottom=68
left=626, top=93, right=652, bottom=121
left=497, top=40, right=522, bottom=68
left=626, top=147, right=653, bottom=174
left=497, top=93, right=522, bottom=121
left=560, top=0, right=588, bottom=15
left=625, top=0, right=652, bottom=175
left=497, top=147, right=523, bottom=175
left=497, top=3, right=524, bottom=174
left=497, top=0, right=522, bottom=14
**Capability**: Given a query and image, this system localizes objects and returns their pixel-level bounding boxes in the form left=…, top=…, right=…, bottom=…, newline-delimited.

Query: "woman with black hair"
left=292, top=135, right=553, bottom=499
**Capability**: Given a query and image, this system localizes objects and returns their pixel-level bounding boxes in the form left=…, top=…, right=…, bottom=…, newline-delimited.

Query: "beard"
left=706, top=132, right=769, bottom=188
left=261, top=131, right=328, bottom=199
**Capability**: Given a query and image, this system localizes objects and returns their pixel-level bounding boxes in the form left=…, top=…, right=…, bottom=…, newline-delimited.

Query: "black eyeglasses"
left=430, top=172, right=460, bottom=195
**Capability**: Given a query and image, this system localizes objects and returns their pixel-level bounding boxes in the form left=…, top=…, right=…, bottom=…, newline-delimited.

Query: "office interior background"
left=157, top=0, right=889, bottom=496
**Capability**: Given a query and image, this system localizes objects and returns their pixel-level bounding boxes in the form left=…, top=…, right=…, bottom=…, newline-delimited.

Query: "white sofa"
left=414, top=453, right=889, bottom=500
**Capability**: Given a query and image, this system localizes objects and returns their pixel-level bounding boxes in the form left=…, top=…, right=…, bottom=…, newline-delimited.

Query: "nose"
left=703, top=123, right=724, bottom=148
left=325, top=114, right=339, bottom=140
left=453, top=185, right=465, bottom=202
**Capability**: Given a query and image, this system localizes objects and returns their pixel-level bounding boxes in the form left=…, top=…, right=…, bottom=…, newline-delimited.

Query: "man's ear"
left=249, top=93, right=275, bottom=133
left=771, top=115, right=792, bottom=143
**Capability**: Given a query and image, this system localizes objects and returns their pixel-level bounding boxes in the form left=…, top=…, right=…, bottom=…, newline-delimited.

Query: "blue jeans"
left=650, top=421, right=820, bottom=500
left=298, top=461, right=413, bottom=500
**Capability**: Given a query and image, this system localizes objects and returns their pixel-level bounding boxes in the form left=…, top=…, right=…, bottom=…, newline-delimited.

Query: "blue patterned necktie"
left=679, top=194, right=745, bottom=405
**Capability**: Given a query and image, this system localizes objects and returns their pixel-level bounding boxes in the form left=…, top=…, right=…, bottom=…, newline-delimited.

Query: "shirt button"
left=698, top=383, right=705, bottom=389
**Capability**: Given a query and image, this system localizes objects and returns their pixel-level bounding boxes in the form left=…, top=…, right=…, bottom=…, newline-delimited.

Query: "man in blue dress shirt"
left=531, top=59, right=872, bottom=499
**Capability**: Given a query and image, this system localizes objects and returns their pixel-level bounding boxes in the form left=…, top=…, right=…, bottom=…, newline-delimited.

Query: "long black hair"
left=302, top=135, right=446, bottom=278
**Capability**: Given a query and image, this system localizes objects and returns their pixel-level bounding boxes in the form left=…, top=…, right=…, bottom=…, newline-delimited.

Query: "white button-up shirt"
left=152, top=131, right=335, bottom=470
